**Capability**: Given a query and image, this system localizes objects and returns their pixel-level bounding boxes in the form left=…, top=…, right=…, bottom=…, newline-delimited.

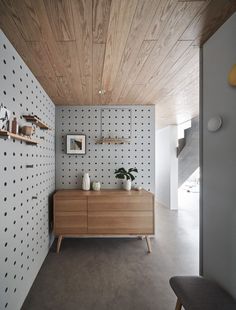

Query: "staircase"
left=177, top=117, right=199, bottom=188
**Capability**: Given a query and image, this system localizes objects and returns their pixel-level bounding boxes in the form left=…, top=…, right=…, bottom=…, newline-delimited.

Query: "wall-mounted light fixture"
left=207, top=116, right=222, bottom=132
left=228, top=64, right=236, bottom=86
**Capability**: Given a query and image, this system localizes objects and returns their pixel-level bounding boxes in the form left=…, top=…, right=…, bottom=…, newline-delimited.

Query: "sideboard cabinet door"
left=54, top=198, right=88, bottom=235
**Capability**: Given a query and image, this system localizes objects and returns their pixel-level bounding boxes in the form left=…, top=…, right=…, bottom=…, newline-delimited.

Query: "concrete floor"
left=22, top=203, right=199, bottom=310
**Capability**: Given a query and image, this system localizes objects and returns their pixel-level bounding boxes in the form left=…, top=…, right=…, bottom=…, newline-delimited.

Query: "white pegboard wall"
left=0, top=30, right=55, bottom=310
left=101, top=108, right=132, bottom=139
left=56, top=106, right=155, bottom=192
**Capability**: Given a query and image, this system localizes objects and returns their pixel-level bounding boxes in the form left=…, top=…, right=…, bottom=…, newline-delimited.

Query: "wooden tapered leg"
left=56, top=235, right=63, bottom=254
left=175, top=298, right=182, bottom=310
left=145, top=236, right=152, bottom=253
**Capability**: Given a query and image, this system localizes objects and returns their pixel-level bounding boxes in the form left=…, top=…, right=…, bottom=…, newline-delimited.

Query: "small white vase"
left=123, top=179, right=131, bottom=191
left=82, top=173, right=90, bottom=190
left=92, top=181, right=101, bottom=191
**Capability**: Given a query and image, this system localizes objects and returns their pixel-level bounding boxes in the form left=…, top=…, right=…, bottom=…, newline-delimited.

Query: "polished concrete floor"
left=22, top=201, right=199, bottom=310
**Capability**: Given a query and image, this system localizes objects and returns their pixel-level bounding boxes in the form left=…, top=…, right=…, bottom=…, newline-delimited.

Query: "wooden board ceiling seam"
left=101, top=0, right=139, bottom=103
left=133, top=1, right=198, bottom=85
left=138, top=40, right=195, bottom=103
left=71, top=0, right=93, bottom=105
left=43, top=0, right=75, bottom=42
left=109, top=0, right=161, bottom=104
left=92, top=0, right=111, bottom=44
left=147, top=46, right=199, bottom=104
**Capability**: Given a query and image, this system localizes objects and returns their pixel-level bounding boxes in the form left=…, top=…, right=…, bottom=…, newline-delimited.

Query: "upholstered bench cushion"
left=169, top=276, right=236, bottom=310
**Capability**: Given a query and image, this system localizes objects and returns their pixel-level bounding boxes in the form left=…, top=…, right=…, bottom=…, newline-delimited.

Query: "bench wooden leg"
left=175, top=298, right=182, bottom=310
left=145, top=236, right=152, bottom=253
left=56, top=235, right=63, bottom=254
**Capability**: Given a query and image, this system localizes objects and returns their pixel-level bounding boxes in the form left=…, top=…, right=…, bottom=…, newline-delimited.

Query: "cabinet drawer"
left=88, top=211, right=153, bottom=234
left=88, top=196, right=153, bottom=212
left=54, top=211, right=87, bottom=234
left=54, top=198, right=87, bottom=212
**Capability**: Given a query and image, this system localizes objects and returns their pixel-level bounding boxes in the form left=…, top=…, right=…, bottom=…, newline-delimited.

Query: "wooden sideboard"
left=53, top=189, right=155, bottom=253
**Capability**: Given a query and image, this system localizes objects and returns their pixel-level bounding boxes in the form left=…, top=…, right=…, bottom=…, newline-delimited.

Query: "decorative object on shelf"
left=66, top=134, right=86, bottom=154
left=92, top=181, right=101, bottom=191
left=228, top=64, right=236, bottom=86
left=207, top=116, right=222, bottom=132
left=11, top=117, right=19, bottom=134
left=23, top=115, right=50, bottom=130
left=134, top=185, right=142, bottom=191
left=0, top=130, right=38, bottom=145
left=96, top=137, right=130, bottom=144
left=20, top=125, right=34, bottom=136
left=0, top=104, right=11, bottom=130
left=114, top=167, right=138, bottom=191
left=82, top=172, right=90, bottom=191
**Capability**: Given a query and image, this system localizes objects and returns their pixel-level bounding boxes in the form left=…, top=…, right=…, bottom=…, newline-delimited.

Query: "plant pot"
left=123, top=179, right=131, bottom=191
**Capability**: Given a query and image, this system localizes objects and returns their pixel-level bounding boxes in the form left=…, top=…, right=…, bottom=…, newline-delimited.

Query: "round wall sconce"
left=207, top=116, right=222, bottom=132
left=228, top=64, right=236, bottom=86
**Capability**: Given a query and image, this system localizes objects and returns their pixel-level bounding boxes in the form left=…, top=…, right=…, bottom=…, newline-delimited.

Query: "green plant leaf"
left=128, top=167, right=138, bottom=173
left=115, top=167, right=127, bottom=174
left=115, top=173, right=125, bottom=179
left=128, top=172, right=135, bottom=181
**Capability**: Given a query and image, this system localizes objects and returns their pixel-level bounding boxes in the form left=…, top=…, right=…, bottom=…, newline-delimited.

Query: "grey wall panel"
left=202, top=13, right=236, bottom=297
left=56, top=106, right=155, bottom=193
left=0, top=30, right=55, bottom=310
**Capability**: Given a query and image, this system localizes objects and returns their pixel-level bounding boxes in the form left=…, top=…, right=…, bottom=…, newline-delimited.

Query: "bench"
left=169, top=276, right=236, bottom=310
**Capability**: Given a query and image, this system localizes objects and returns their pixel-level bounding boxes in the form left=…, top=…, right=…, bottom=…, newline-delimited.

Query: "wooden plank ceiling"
left=0, top=0, right=235, bottom=127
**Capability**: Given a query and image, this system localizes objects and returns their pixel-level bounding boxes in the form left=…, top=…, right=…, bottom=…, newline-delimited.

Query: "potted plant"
left=114, top=167, right=138, bottom=191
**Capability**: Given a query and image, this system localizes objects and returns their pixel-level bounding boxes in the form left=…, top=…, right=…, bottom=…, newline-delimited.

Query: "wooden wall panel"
left=92, top=0, right=111, bottom=43
left=31, top=0, right=66, bottom=76
left=136, top=41, right=195, bottom=104
left=26, top=41, right=55, bottom=77
left=9, top=0, right=42, bottom=41
left=57, top=41, right=84, bottom=103
left=110, top=0, right=160, bottom=103
left=146, top=0, right=177, bottom=40
left=71, top=0, right=93, bottom=104
left=44, top=0, right=75, bottom=41
left=181, top=0, right=236, bottom=45
left=101, top=0, right=138, bottom=101
left=0, top=0, right=235, bottom=126
left=118, top=40, right=156, bottom=104
left=135, top=1, right=203, bottom=85
left=93, top=43, right=106, bottom=104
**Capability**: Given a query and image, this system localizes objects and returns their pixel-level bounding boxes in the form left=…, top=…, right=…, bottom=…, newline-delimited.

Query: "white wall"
left=201, top=13, right=236, bottom=298
left=156, top=126, right=178, bottom=209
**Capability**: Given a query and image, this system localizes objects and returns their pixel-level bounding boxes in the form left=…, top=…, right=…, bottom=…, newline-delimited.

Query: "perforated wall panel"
left=56, top=106, right=155, bottom=192
left=0, top=30, right=55, bottom=310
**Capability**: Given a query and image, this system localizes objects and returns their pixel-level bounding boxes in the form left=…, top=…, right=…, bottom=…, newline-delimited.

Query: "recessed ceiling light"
left=98, top=89, right=106, bottom=95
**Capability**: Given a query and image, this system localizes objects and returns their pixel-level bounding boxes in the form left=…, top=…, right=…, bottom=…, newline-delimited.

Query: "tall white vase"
left=123, top=179, right=131, bottom=191
left=82, top=172, right=90, bottom=190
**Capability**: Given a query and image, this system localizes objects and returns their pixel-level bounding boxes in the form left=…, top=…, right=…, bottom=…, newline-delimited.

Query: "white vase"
left=82, top=173, right=90, bottom=190
left=123, top=179, right=131, bottom=191
left=92, top=181, right=101, bottom=191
